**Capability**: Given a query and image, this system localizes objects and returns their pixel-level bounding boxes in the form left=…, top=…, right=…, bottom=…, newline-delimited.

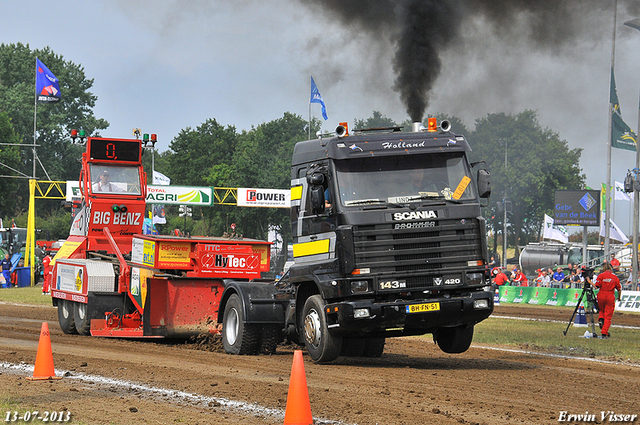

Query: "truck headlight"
left=473, top=299, right=490, bottom=309
left=353, top=308, right=371, bottom=318
left=466, top=272, right=484, bottom=285
left=350, top=280, right=370, bottom=294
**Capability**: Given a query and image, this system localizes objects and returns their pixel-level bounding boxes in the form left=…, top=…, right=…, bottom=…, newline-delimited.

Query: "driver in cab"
left=92, top=170, right=123, bottom=193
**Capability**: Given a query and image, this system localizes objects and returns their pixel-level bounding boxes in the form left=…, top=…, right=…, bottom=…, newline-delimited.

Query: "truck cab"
left=288, top=121, right=493, bottom=362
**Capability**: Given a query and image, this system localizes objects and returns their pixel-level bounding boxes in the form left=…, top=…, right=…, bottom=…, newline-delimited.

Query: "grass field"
left=2, top=286, right=639, bottom=364
left=0, top=285, right=50, bottom=306
left=474, top=316, right=640, bottom=363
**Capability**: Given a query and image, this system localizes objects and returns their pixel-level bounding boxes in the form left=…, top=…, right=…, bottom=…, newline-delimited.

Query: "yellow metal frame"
left=25, top=180, right=67, bottom=286
left=213, top=187, right=238, bottom=205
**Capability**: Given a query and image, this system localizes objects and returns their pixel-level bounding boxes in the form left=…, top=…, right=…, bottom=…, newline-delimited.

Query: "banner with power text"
left=67, top=182, right=290, bottom=208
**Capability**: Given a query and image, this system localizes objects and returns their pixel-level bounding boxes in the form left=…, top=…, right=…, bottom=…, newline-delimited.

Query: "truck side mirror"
left=477, top=169, right=491, bottom=199
left=307, top=173, right=324, bottom=185
left=307, top=173, right=326, bottom=214
left=310, top=186, right=326, bottom=214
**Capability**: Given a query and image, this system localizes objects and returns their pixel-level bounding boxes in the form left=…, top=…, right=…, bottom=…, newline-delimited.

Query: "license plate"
left=406, top=302, right=440, bottom=314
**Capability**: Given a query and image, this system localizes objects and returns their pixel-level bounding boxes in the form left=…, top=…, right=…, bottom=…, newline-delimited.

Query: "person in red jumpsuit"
left=41, top=252, right=52, bottom=294
left=594, top=262, right=621, bottom=338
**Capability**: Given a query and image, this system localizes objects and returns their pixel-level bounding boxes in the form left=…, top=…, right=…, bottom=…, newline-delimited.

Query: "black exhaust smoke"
left=392, top=1, right=461, bottom=122
left=298, top=0, right=639, bottom=123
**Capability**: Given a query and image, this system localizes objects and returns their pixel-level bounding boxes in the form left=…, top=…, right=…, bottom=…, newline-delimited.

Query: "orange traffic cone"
left=27, top=322, right=62, bottom=381
left=283, top=350, right=313, bottom=425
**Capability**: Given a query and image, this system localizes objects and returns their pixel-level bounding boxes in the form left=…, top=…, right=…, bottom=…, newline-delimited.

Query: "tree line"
left=0, top=43, right=584, bottom=250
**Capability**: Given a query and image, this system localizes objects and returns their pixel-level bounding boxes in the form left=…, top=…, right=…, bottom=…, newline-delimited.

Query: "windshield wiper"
left=404, top=194, right=463, bottom=204
left=344, top=199, right=385, bottom=206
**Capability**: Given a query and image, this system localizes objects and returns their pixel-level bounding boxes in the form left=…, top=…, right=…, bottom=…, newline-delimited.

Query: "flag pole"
left=605, top=0, right=618, bottom=260
left=309, top=102, right=311, bottom=140
left=634, top=63, right=640, bottom=291
left=27, top=57, right=39, bottom=284
left=308, top=76, right=312, bottom=140
left=33, top=58, right=38, bottom=179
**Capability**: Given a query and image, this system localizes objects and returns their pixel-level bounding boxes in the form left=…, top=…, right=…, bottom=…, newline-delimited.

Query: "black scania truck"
left=219, top=120, right=494, bottom=363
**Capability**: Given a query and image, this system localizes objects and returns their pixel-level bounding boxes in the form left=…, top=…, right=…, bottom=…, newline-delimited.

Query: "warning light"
left=70, top=129, right=87, bottom=144
left=427, top=118, right=437, bottom=132
left=143, top=133, right=157, bottom=148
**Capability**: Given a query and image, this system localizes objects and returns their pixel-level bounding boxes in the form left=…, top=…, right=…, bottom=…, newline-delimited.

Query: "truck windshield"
left=90, top=164, right=141, bottom=195
left=334, top=153, right=477, bottom=206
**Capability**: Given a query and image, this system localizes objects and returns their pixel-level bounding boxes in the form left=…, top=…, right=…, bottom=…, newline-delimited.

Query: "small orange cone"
left=283, top=350, right=313, bottom=425
left=27, top=322, right=62, bottom=381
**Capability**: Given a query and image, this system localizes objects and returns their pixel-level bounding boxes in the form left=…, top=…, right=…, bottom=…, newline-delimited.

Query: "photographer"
left=593, top=262, right=622, bottom=338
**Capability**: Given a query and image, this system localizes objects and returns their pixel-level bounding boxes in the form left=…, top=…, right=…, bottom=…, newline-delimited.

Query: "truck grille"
left=352, top=219, right=483, bottom=289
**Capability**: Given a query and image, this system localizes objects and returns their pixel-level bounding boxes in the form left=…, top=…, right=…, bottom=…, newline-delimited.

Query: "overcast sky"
left=3, top=0, right=640, bottom=233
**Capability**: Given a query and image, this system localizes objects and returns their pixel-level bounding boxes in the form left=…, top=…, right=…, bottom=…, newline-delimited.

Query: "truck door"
left=290, top=164, right=336, bottom=265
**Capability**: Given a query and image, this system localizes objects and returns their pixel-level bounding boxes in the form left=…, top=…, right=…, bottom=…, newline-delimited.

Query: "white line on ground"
left=472, top=345, right=640, bottom=367
left=491, top=314, right=640, bottom=330
left=0, top=362, right=349, bottom=425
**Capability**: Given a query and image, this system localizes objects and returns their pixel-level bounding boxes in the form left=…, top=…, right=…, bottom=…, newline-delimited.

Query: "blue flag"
left=36, top=58, right=61, bottom=103
left=310, top=76, right=328, bottom=120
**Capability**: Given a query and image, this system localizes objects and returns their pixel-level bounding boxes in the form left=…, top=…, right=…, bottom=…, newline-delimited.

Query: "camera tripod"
left=563, top=281, right=599, bottom=338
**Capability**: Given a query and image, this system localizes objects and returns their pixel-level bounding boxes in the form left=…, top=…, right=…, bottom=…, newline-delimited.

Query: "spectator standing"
left=492, top=268, right=509, bottom=287
left=570, top=268, right=584, bottom=288
left=593, top=262, right=621, bottom=338
left=610, top=254, right=620, bottom=274
left=512, top=268, right=528, bottom=286
left=1, top=254, right=11, bottom=288
left=536, top=269, right=550, bottom=287
left=552, top=267, right=565, bottom=288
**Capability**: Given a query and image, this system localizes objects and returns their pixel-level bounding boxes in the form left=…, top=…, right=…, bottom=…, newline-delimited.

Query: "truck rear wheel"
left=259, top=324, right=280, bottom=355
left=340, top=338, right=365, bottom=357
left=57, top=299, right=78, bottom=335
left=434, top=325, right=474, bottom=354
left=222, top=294, right=259, bottom=355
left=302, top=295, right=342, bottom=363
left=74, top=302, right=92, bottom=335
left=363, top=337, right=385, bottom=358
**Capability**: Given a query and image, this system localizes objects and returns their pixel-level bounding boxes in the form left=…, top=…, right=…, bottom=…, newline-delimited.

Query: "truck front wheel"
left=302, top=295, right=342, bottom=363
left=222, top=294, right=259, bottom=355
left=57, top=299, right=78, bottom=335
left=434, top=325, right=474, bottom=354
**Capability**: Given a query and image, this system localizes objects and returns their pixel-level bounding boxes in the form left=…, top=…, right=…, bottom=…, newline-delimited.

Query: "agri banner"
left=237, top=188, right=290, bottom=208
left=498, top=286, right=595, bottom=309
left=66, top=180, right=81, bottom=201
left=66, top=181, right=213, bottom=206
left=146, top=185, right=212, bottom=206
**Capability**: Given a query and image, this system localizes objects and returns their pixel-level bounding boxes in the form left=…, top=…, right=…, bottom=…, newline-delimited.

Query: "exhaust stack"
left=412, top=122, right=425, bottom=132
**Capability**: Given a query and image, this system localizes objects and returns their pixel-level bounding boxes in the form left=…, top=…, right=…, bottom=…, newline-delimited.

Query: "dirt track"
left=1, top=302, right=639, bottom=425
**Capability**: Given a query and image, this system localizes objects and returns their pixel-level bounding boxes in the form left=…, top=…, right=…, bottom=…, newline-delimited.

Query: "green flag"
left=610, top=68, right=637, bottom=151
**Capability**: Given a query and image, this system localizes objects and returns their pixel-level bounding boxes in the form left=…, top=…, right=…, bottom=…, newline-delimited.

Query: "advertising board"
left=553, top=190, right=600, bottom=226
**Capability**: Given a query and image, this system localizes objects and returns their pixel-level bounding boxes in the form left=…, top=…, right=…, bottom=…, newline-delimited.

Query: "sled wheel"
left=58, top=299, right=78, bottom=335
